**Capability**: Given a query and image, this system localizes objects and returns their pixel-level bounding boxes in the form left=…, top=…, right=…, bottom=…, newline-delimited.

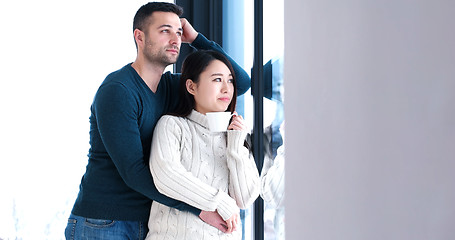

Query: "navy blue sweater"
left=71, top=34, right=251, bottom=221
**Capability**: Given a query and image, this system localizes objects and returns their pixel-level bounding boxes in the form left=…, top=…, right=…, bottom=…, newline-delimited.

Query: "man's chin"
left=167, top=56, right=179, bottom=65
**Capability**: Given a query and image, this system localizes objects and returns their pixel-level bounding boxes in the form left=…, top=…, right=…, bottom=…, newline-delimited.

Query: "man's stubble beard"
left=144, top=40, right=180, bottom=67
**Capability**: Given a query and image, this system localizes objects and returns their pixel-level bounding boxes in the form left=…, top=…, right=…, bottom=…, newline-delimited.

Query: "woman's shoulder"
left=159, top=114, right=185, bottom=122
left=154, top=115, right=194, bottom=141
left=156, top=115, right=190, bottom=130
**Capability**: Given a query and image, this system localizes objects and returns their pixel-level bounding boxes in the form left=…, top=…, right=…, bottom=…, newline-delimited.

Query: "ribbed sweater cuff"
left=227, top=130, right=248, bottom=151
left=215, top=189, right=239, bottom=221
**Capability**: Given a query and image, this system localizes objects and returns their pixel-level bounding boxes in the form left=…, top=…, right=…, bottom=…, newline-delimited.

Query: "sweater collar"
left=187, top=110, right=210, bottom=130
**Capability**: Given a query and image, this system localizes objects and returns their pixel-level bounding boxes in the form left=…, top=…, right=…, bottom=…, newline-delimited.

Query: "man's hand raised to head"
left=180, top=18, right=198, bottom=44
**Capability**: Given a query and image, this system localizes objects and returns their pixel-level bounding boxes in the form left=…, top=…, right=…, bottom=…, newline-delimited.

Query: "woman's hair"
left=170, top=50, right=237, bottom=117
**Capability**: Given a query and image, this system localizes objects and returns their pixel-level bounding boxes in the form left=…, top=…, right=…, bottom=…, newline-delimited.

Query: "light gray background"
left=284, top=0, right=455, bottom=239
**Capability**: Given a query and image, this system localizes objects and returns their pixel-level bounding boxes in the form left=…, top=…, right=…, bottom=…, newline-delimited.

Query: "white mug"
left=206, top=112, right=234, bottom=132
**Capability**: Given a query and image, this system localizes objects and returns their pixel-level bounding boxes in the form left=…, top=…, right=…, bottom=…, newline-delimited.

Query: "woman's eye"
left=228, top=79, right=234, bottom=83
left=213, top=78, right=222, bottom=82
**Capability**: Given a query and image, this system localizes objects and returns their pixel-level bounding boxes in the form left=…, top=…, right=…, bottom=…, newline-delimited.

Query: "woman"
left=146, top=50, right=260, bottom=240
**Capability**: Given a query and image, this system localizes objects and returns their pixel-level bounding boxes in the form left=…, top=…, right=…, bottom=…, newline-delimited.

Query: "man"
left=64, top=2, right=250, bottom=239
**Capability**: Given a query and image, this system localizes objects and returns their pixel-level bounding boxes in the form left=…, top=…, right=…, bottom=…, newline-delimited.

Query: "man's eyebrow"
left=158, top=24, right=183, bottom=32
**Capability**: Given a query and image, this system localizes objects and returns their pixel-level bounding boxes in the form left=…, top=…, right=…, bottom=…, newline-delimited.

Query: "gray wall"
left=284, top=0, right=455, bottom=239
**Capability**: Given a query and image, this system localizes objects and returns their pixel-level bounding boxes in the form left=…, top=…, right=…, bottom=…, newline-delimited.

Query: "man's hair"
left=170, top=50, right=238, bottom=117
left=133, top=2, right=184, bottom=32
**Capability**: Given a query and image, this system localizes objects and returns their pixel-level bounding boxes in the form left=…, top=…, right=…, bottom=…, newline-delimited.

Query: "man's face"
left=142, top=11, right=183, bottom=67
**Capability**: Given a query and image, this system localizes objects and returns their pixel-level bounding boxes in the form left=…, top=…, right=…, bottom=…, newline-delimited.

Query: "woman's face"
left=187, top=59, right=234, bottom=115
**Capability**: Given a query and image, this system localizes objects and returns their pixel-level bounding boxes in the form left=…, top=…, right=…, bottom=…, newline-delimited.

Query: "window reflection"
left=262, top=0, right=284, bottom=238
left=262, top=56, right=285, bottom=240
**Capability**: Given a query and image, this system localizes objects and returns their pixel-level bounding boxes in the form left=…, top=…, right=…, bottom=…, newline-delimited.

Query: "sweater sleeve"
left=94, top=82, right=200, bottom=216
left=260, top=146, right=285, bottom=208
left=189, top=33, right=251, bottom=96
left=226, top=130, right=261, bottom=209
left=150, top=116, right=240, bottom=221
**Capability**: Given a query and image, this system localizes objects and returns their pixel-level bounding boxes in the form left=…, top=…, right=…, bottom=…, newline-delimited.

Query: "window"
left=224, top=0, right=285, bottom=239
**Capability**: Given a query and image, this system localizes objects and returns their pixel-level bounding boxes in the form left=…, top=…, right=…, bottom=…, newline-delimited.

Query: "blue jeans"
left=64, top=214, right=148, bottom=240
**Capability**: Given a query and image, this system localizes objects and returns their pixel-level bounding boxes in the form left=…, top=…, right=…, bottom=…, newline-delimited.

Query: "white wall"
left=0, top=1, right=161, bottom=239
left=285, top=0, right=455, bottom=239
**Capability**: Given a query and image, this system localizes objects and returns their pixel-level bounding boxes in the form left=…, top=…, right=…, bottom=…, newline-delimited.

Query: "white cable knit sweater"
left=146, top=110, right=260, bottom=240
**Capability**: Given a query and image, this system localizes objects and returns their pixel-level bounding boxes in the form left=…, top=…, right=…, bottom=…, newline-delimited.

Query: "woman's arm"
left=150, top=116, right=239, bottom=221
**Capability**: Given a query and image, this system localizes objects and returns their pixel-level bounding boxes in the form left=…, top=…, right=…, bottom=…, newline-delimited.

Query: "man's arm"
left=94, top=82, right=200, bottom=215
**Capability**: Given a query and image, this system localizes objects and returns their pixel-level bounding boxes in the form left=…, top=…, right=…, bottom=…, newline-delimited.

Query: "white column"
left=285, top=1, right=455, bottom=239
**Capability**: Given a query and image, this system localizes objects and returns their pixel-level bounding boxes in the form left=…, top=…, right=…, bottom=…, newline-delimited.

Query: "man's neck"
left=131, top=60, right=166, bottom=93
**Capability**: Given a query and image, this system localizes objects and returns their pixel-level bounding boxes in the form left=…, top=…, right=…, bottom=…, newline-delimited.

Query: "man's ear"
left=134, top=29, right=144, bottom=47
left=186, top=79, right=196, bottom=95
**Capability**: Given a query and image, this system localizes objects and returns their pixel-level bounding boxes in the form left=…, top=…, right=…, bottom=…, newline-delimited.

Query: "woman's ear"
left=186, top=79, right=196, bottom=95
